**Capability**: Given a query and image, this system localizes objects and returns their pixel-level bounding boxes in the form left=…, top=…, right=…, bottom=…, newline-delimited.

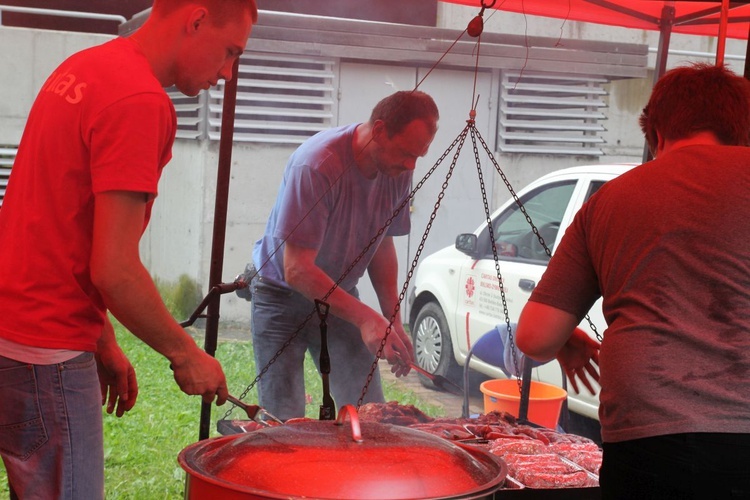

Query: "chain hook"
left=469, top=0, right=495, bottom=37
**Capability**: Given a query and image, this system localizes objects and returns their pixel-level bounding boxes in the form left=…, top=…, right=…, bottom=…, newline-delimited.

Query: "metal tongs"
left=392, top=344, right=464, bottom=396
left=408, top=362, right=464, bottom=396
left=227, top=394, right=284, bottom=427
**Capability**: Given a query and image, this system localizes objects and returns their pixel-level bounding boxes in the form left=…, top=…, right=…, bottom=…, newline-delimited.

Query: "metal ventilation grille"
left=498, top=72, right=608, bottom=156
left=0, top=146, right=17, bottom=207
left=208, top=54, right=337, bottom=144
left=168, top=92, right=206, bottom=140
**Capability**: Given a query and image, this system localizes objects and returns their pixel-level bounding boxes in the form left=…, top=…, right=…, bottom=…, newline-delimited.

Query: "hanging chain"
left=224, top=119, right=601, bottom=419
left=224, top=2, right=601, bottom=417
left=223, top=125, right=470, bottom=419
left=472, top=130, right=602, bottom=343
left=357, top=124, right=471, bottom=407
left=467, top=123, right=523, bottom=395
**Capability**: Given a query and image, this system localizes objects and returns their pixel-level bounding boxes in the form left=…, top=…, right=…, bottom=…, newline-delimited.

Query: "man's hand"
left=556, top=327, right=600, bottom=395
left=360, top=313, right=414, bottom=377
left=96, top=322, right=138, bottom=417
left=169, top=347, right=229, bottom=405
left=388, top=321, right=414, bottom=377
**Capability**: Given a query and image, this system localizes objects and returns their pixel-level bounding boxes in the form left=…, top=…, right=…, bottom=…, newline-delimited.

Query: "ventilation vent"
left=0, top=146, right=17, bottom=207
left=167, top=91, right=206, bottom=140
left=207, top=54, right=337, bottom=145
left=498, top=72, right=608, bottom=156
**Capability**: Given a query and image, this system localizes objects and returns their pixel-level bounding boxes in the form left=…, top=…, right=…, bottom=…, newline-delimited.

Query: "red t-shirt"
left=0, top=37, right=176, bottom=351
left=530, top=145, right=750, bottom=442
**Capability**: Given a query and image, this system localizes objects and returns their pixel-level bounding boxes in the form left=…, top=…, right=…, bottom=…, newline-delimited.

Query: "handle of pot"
left=335, top=404, right=363, bottom=443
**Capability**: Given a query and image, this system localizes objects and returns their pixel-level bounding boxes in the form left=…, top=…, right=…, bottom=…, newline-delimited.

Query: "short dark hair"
left=369, top=90, right=439, bottom=137
left=153, top=0, right=258, bottom=25
left=639, top=63, right=750, bottom=150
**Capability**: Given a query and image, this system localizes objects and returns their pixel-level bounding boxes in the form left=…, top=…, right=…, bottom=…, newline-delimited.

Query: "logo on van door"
left=465, top=276, right=475, bottom=298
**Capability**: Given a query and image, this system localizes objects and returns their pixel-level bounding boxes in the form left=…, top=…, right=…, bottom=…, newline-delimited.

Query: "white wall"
left=0, top=26, right=112, bottom=144
left=142, top=139, right=296, bottom=326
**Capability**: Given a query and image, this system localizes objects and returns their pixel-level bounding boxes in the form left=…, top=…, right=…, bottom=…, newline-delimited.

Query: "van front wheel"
left=411, top=302, right=462, bottom=389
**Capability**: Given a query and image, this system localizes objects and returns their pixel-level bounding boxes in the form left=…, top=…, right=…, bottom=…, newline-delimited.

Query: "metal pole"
left=198, top=57, right=241, bottom=441
left=642, top=3, right=675, bottom=164
left=517, top=356, right=533, bottom=423
left=716, top=0, right=729, bottom=65
left=0, top=5, right=126, bottom=24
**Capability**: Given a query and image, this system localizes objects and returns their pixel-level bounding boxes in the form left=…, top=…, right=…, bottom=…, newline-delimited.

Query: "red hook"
left=468, top=0, right=496, bottom=37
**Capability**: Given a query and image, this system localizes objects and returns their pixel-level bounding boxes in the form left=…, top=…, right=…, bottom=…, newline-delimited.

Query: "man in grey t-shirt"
left=251, top=91, right=439, bottom=420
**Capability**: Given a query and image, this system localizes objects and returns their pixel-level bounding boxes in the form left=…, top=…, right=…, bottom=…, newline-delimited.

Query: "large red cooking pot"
left=179, top=405, right=507, bottom=499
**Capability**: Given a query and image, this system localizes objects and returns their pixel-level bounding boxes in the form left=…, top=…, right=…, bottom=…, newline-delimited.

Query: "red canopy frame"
left=442, top=0, right=750, bottom=39
left=443, top=0, right=750, bottom=161
left=443, top=1, right=750, bottom=76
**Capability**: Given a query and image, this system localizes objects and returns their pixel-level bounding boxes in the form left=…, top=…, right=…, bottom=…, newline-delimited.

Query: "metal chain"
left=357, top=123, right=471, bottom=407
left=473, top=131, right=602, bottom=343
left=224, top=117, right=603, bottom=418
left=225, top=124, right=470, bottom=420
left=467, top=123, right=524, bottom=395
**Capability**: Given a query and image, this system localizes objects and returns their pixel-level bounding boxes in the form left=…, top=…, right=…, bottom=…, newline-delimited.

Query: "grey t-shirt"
left=253, top=124, right=411, bottom=292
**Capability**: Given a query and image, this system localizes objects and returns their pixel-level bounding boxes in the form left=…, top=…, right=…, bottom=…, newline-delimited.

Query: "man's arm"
left=516, top=301, right=600, bottom=394
left=366, top=236, right=414, bottom=371
left=96, top=316, right=138, bottom=417
left=283, top=241, right=412, bottom=370
left=516, top=301, right=579, bottom=361
left=90, top=190, right=227, bottom=404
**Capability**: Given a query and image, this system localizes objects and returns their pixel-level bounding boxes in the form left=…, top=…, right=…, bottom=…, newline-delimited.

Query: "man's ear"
left=654, top=130, right=665, bottom=157
left=371, top=120, right=388, bottom=144
left=186, top=7, right=208, bottom=35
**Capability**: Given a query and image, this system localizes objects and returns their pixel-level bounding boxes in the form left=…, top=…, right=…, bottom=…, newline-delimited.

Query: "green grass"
left=0, top=320, right=442, bottom=498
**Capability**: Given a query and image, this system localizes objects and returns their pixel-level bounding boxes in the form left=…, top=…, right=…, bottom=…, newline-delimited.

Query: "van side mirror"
left=455, top=233, right=480, bottom=258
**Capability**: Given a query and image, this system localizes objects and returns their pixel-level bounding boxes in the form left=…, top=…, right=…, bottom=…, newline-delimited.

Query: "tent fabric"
left=442, top=0, right=750, bottom=40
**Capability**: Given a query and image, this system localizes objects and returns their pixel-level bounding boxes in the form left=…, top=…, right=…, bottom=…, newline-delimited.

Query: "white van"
left=408, top=164, right=636, bottom=421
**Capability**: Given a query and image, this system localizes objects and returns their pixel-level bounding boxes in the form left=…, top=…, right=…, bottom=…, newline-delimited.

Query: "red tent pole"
left=716, top=0, right=729, bottom=65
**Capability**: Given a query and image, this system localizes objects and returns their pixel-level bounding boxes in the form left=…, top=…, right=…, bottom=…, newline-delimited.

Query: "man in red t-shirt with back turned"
left=0, top=1, right=257, bottom=497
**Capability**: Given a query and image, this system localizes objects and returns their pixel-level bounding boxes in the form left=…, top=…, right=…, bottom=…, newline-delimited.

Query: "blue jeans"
left=250, top=277, right=384, bottom=421
left=0, top=352, right=104, bottom=499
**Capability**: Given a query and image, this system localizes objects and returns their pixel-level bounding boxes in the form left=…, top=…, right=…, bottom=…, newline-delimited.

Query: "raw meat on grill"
left=353, top=402, right=602, bottom=489
left=357, top=401, right=434, bottom=425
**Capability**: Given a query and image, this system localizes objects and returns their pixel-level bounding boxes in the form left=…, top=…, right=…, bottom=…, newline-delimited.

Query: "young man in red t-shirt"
left=0, top=1, right=257, bottom=497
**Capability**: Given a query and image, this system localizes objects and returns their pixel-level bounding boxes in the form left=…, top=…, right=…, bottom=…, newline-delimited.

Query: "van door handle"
left=518, top=279, right=536, bottom=292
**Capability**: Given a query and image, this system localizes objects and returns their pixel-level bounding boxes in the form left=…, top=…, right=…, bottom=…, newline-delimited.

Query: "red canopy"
left=442, top=0, right=750, bottom=40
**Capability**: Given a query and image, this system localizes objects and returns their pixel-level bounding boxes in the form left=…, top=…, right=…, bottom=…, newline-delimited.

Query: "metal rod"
left=716, top=0, right=730, bottom=65
left=517, top=356, right=533, bottom=423
left=0, top=5, right=126, bottom=24
left=643, top=3, right=675, bottom=165
left=198, top=57, right=241, bottom=441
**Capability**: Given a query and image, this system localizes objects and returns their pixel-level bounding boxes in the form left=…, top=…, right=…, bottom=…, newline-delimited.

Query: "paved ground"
left=378, top=360, right=487, bottom=418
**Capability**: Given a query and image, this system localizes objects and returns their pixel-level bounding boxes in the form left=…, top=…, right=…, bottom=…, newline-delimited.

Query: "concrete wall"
left=0, top=26, right=112, bottom=144
left=144, top=140, right=295, bottom=326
